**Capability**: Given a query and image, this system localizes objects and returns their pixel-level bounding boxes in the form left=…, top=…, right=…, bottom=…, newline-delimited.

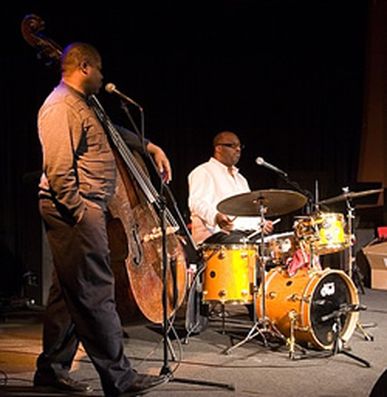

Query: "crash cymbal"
left=217, top=189, right=307, bottom=217
left=318, top=188, right=383, bottom=205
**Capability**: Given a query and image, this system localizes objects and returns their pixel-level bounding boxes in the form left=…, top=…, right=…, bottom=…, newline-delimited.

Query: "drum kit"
left=197, top=187, right=382, bottom=359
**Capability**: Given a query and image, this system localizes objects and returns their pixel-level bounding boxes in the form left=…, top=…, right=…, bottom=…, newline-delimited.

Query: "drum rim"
left=201, top=243, right=258, bottom=250
left=302, top=268, right=359, bottom=349
left=258, top=267, right=359, bottom=350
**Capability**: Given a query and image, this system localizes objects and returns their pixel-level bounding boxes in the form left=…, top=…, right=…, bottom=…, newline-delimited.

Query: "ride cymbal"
left=217, top=189, right=307, bottom=217
left=318, top=188, right=383, bottom=205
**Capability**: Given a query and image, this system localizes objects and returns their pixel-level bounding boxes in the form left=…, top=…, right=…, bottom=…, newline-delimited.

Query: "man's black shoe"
left=33, top=371, right=93, bottom=393
left=120, top=373, right=168, bottom=396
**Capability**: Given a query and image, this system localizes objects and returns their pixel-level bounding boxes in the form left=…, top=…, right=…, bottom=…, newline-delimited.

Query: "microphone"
left=105, top=83, right=142, bottom=110
left=256, top=157, right=288, bottom=177
left=320, top=303, right=367, bottom=322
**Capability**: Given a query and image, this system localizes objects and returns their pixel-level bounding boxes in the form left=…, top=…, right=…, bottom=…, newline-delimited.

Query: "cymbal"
left=217, top=189, right=308, bottom=217
left=318, top=188, right=383, bottom=205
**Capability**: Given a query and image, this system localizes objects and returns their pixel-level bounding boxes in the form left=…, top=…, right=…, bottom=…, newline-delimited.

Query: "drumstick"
left=246, top=218, right=281, bottom=240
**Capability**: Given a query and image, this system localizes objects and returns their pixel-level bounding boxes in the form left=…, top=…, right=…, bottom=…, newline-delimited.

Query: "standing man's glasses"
left=217, top=143, right=245, bottom=149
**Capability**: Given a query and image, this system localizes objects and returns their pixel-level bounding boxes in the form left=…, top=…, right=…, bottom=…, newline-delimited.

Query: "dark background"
left=1, top=1, right=372, bottom=302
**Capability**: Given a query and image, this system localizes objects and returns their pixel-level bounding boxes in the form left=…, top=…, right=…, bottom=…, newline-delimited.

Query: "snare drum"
left=201, top=243, right=257, bottom=304
left=256, top=266, right=359, bottom=349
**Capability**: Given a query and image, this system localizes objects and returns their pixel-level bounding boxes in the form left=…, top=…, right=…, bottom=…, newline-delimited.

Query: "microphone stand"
left=278, top=173, right=315, bottom=215
left=119, top=101, right=197, bottom=254
left=319, top=304, right=371, bottom=367
left=119, top=101, right=205, bottom=341
left=119, top=100, right=234, bottom=392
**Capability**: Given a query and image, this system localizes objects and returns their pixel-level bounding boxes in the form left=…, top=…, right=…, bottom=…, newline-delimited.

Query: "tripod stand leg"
left=340, top=349, right=371, bottom=368
left=166, top=336, right=177, bottom=361
left=328, top=312, right=372, bottom=368
left=221, top=303, right=226, bottom=335
left=222, top=322, right=267, bottom=355
left=169, top=375, right=235, bottom=390
left=356, top=321, right=374, bottom=342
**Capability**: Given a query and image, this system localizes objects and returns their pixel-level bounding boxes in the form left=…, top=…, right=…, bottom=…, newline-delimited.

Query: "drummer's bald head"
left=213, top=131, right=239, bottom=147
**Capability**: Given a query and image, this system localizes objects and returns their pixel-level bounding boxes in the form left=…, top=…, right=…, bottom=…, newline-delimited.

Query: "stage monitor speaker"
left=362, top=241, right=387, bottom=290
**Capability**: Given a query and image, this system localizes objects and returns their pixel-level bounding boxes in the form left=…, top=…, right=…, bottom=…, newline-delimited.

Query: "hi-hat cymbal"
left=318, top=188, right=383, bottom=205
left=217, top=189, right=307, bottom=217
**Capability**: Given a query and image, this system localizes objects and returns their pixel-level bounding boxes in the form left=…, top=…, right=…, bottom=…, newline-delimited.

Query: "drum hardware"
left=288, top=293, right=304, bottom=302
left=287, top=310, right=307, bottom=360
left=355, top=321, right=375, bottom=342
left=294, top=325, right=310, bottom=332
left=343, top=187, right=364, bottom=288
left=222, top=199, right=287, bottom=355
left=215, top=190, right=308, bottom=354
left=257, top=267, right=360, bottom=352
left=318, top=188, right=383, bottom=206
left=288, top=311, right=296, bottom=359
left=317, top=303, right=371, bottom=367
left=317, top=187, right=382, bottom=282
left=342, top=187, right=375, bottom=342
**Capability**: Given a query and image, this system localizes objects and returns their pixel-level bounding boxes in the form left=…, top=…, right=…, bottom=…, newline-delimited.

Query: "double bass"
left=21, top=14, right=187, bottom=325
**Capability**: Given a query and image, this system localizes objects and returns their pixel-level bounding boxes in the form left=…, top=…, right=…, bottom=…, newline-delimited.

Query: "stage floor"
left=1, top=286, right=386, bottom=397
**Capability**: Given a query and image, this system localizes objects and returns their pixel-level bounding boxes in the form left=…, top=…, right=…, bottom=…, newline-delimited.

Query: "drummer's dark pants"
left=36, top=199, right=136, bottom=397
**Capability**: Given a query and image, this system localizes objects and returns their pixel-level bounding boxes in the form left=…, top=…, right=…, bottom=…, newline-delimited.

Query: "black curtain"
left=1, top=1, right=369, bottom=300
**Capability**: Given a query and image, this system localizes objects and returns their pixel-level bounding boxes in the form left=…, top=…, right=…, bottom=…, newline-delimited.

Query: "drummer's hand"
left=263, top=220, right=274, bottom=235
left=215, top=213, right=234, bottom=232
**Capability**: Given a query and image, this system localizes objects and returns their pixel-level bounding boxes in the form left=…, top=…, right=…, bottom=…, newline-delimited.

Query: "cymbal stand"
left=344, top=190, right=374, bottom=341
left=344, top=190, right=361, bottom=287
left=223, top=201, right=285, bottom=355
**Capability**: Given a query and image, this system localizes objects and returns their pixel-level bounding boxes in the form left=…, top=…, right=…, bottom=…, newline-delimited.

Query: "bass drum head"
left=308, top=270, right=359, bottom=349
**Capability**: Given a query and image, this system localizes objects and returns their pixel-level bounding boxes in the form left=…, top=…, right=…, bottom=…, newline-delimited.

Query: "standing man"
left=188, top=130, right=273, bottom=245
left=34, top=42, right=168, bottom=396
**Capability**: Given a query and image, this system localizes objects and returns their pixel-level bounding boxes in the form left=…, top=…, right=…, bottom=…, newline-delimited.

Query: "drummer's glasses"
left=218, top=143, right=245, bottom=150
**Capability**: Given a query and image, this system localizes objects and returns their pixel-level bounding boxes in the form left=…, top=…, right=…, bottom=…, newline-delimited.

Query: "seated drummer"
left=188, top=130, right=273, bottom=246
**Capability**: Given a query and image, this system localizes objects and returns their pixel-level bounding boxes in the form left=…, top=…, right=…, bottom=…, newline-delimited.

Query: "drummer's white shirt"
left=188, top=157, right=261, bottom=244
